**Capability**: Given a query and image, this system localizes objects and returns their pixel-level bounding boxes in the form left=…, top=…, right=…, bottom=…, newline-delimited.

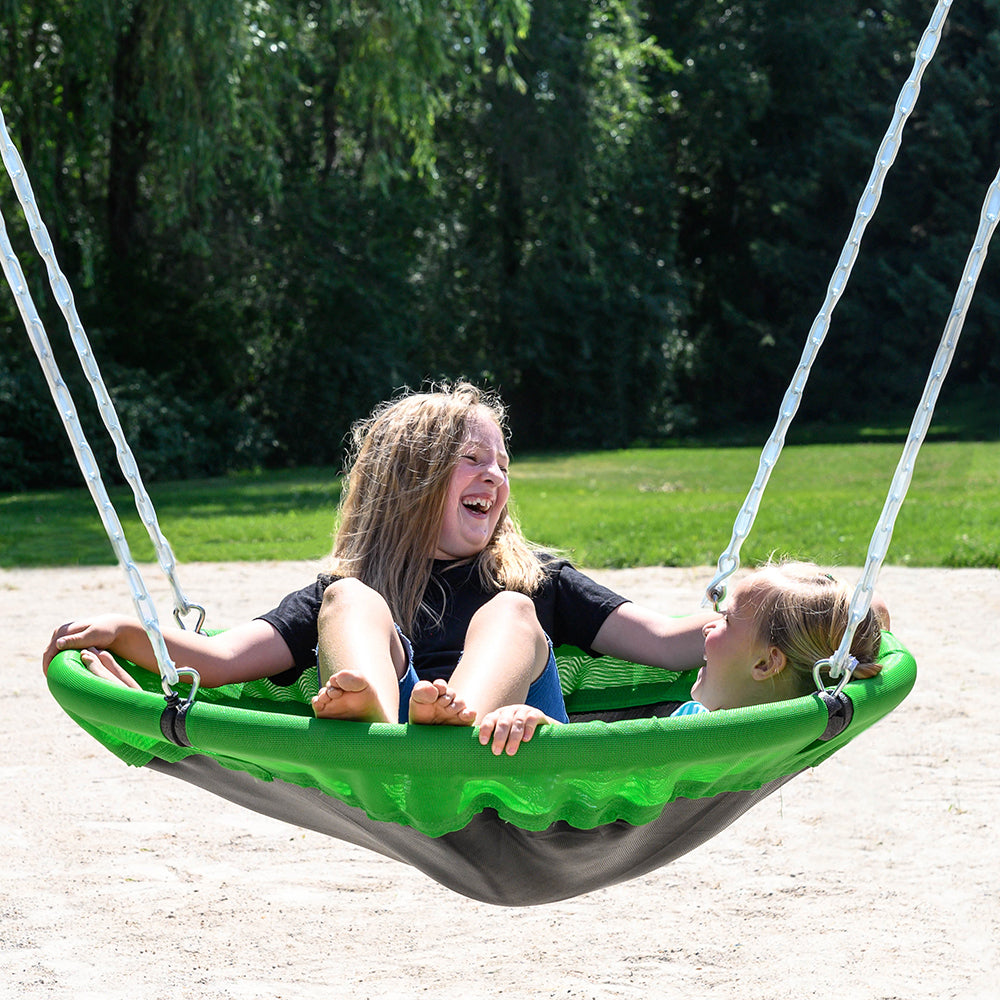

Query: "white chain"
left=823, top=160, right=1000, bottom=685
left=705, top=0, right=953, bottom=607
left=0, top=103, right=200, bottom=688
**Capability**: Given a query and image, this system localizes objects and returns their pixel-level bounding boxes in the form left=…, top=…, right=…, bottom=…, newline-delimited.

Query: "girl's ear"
left=752, top=646, right=787, bottom=681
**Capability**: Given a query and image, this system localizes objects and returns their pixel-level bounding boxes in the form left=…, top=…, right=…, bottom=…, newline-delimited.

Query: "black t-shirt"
left=258, top=557, right=629, bottom=686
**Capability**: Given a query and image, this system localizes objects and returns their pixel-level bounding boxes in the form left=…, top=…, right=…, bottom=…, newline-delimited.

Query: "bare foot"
left=312, top=670, right=392, bottom=723
left=81, top=648, right=142, bottom=690
left=408, top=679, right=476, bottom=726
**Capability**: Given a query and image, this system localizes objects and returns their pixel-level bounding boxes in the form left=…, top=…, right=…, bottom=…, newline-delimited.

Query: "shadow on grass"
left=1, top=472, right=343, bottom=568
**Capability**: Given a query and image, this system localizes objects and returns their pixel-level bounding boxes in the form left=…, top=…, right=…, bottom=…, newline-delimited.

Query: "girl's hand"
left=478, top=704, right=558, bottom=756
left=42, top=615, right=127, bottom=673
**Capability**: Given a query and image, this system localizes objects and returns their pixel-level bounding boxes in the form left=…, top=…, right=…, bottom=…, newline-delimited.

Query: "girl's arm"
left=590, top=602, right=719, bottom=671
left=43, top=614, right=294, bottom=688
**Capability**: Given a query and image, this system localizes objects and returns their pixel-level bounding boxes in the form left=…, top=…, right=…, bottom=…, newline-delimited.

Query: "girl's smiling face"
left=434, top=409, right=510, bottom=561
left=690, top=577, right=779, bottom=710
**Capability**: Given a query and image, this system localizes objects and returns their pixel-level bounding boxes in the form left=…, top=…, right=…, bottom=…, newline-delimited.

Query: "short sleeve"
left=256, top=575, right=333, bottom=685
left=535, top=559, right=630, bottom=654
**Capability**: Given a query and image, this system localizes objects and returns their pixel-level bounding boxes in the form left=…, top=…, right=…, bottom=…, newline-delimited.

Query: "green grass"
left=1, top=441, right=997, bottom=570
left=0, top=468, right=344, bottom=568
left=513, top=441, right=999, bottom=569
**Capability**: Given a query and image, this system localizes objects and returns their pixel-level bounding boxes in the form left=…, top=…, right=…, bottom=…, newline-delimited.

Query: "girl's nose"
left=482, top=458, right=505, bottom=482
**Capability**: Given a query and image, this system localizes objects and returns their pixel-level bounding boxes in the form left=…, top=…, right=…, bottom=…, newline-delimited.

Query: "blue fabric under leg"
left=525, top=641, right=569, bottom=723
left=394, top=626, right=418, bottom=723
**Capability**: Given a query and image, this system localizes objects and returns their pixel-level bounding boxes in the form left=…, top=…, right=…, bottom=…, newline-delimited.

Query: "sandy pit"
left=2, top=560, right=997, bottom=999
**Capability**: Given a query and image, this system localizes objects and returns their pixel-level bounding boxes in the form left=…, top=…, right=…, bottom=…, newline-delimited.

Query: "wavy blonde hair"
left=327, top=382, right=545, bottom=633
left=742, top=560, right=884, bottom=696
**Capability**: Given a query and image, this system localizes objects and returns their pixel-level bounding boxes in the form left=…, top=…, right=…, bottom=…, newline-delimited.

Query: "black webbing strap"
left=159, top=692, right=193, bottom=747
left=818, top=690, right=854, bottom=741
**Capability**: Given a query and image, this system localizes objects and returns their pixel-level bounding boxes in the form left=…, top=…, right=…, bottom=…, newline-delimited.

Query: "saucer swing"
left=4, top=2, right=980, bottom=905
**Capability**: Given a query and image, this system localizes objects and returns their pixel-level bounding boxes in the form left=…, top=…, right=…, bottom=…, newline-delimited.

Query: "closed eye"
left=462, top=452, right=509, bottom=474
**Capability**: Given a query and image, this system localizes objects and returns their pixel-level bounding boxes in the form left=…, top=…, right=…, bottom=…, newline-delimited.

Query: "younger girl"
left=44, top=382, right=715, bottom=755
left=672, top=561, right=887, bottom=716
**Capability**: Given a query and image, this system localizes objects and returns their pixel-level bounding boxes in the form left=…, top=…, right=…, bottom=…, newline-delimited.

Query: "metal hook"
left=161, top=666, right=201, bottom=708
left=812, top=656, right=856, bottom=698
left=173, top=603, right=207, bottom=633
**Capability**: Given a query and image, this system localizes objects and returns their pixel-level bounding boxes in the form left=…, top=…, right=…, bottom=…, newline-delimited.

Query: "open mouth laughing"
left=462, top=496, right=494, bottom=515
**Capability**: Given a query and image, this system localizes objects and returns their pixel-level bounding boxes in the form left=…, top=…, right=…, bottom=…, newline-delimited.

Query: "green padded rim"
left=47, top=632, right=916, bottom=837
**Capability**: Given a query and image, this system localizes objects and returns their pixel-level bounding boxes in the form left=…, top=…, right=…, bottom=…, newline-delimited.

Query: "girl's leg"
left=436, top=591, right=551, bottom=722
left=312, top=578, right=408, bottom=723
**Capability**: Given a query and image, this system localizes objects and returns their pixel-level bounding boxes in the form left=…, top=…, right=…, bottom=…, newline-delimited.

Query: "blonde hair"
left=742, top=561, right=883, bottom=697
left=328, top=382, right=545, bottom=633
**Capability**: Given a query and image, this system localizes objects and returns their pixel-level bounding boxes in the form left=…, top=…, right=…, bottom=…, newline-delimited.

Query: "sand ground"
left=2, top=560, right=997, bottom=999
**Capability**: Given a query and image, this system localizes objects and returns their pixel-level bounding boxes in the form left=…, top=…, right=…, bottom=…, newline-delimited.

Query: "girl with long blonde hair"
left=44, top=382, right=717, bottom=754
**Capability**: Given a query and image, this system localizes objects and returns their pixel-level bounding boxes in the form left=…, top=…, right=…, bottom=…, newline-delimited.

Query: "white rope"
left=0, top=103, right=200, bottom=689
left=705, top=0, right=953, bottom=607
left=822, top=160, right=1000, bottom=687
left=0, top=208, right=181, bottom=688
left=0, top=105, right=200, bottom=629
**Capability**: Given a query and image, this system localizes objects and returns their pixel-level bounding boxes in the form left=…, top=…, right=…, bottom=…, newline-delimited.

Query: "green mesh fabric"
left=47, top=633, right=916, bottom=838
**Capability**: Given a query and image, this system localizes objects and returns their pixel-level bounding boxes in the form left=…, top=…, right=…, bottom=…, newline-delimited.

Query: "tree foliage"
left=1, top=1, right=997, bottom=490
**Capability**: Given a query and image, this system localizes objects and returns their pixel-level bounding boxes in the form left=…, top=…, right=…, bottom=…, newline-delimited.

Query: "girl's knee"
left=476, top=591, right=544, bottom=636
left=321, top=577, right=390, bottom=617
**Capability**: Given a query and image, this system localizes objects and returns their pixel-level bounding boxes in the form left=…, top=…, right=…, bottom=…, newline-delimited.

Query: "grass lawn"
left=2, top=440, right=996, bottom=571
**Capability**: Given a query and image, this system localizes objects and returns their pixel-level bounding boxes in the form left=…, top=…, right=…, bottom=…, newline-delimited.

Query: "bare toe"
left=312, top=670, right=391, bottom=723
left=408, top=680, right=475, bottom=726
left=82, top=649, right=141, bottom=690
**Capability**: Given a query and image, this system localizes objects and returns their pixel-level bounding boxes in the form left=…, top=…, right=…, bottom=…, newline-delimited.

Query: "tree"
left=413, top=0, right=688, bottom=447
left=0, top=1, right=536, bottom=481
left=650, top=0, right=1000, bottom=426
left=2, top=2, right=997, bottom=492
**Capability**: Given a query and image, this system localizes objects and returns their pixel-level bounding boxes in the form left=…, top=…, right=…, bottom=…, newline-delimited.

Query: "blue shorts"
left=395, top=626, right=569, bottom=725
